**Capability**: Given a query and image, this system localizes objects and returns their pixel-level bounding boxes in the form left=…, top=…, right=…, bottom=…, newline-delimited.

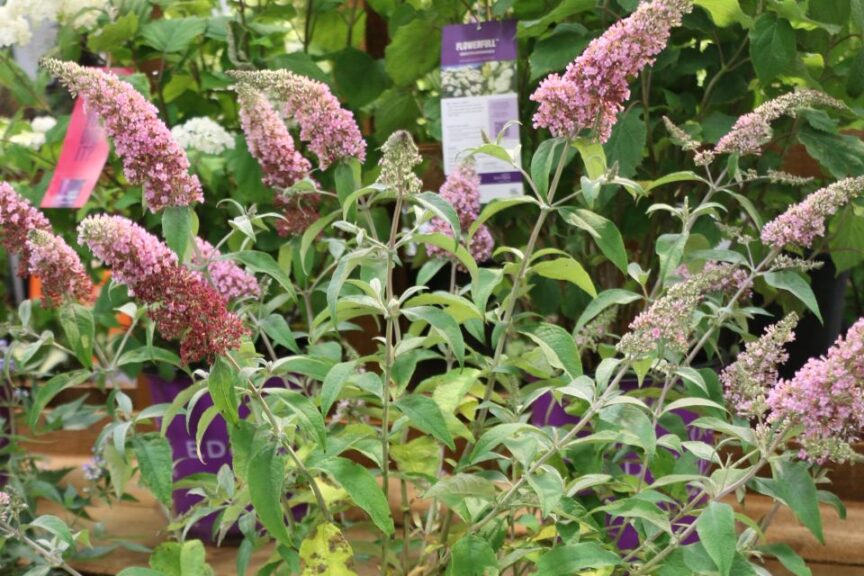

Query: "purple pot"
left=530, top=381, right=713, bottom=549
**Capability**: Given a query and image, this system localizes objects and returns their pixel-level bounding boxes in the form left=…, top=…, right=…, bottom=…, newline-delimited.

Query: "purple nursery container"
left=531, top=382, right=711, bottom=549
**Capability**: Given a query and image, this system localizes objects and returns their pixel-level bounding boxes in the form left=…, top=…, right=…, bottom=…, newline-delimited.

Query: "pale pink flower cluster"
left=761, top=176, right=864, bottom=249
left=721, top=314, right=797, bottom=418
left=78, top=215, right=245, bottom=363
left=768, top=318, right=864, bottom=463
left=0, top=182, right=50, bottom=274
left=231, top=70, right=366, bottom=169
left=531, top=0, right=692, bottom=142
left=192, top=238, right=260, bottom=302
left=0, top=182, right=91, bottom=306
left=42, top=59, right=203, bottom=212
left=237, top=85, right=311, bottom=190
left=426, top=162, right=494, bottom=264
left=618, top=265, right=739, bottom=357
left=27, top=229, right=93, bottom=307
left=715, top=90, right=844, bottom=156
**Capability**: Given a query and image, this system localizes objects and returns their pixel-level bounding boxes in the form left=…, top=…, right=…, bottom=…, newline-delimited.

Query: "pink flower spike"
left=27, top=229, right=93, bottom=307
left=42, top=59, right=203, bottom=212
left=0, top=182, right=51, bottom=274
left=230, top=69, right=366, bottom=169
left=237, top=85, right=312, bottom=190
left=531, top=0, right=692, bottom=142
left=192, top=238, right=260, bottom=302
left=78, top=215, right=245, bottom=363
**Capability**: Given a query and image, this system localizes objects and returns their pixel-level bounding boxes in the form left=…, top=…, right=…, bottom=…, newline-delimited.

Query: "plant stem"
left=381, top=193, right=405, bottom=575
left=0, top=522, right=85, bottom=576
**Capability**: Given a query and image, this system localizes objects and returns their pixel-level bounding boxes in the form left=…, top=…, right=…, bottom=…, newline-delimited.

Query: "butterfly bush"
left=237, top=85, right=312, bottom=189
left=761, top=176, right=864, bottom=249
left=768, top=318, right=864, bottom=463
left=27, top=230, right=94, bottom=307
left=0, top=182, right=92, bottom=305
left=78, top=215, right=245, bottom=363
left=721, top=314, right=798, bottom=418
left=0, top=182, right=51, bottom=274
left=715, top=90, right=845, bottom=156
left=192, top=238, right=260, bottom=302
left=426, top=161, right=494, bottom=263
left=42, top=59, right=203, bottom=212
left=531, top=0, right=692, bottom=141
left=230, top=70, right=366, bottom=169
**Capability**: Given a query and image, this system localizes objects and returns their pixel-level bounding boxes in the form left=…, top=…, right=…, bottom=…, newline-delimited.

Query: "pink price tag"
left=41, top=67, right=131, bottom=209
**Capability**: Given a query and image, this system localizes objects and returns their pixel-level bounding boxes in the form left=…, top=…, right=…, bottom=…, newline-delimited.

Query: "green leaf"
left=260, top=314, right=300, bottom=353
left=846, top=49, right=864, bottom=98
left=425, top=473, right=497, bottom=509
left=88, top=12, right=138, bottom=53
left=523, top=323, right=582, bottom=377
left=559, top=208, right=628, bottom=273
left=233, top=251, right=295, bottom=299
left=526, top=466, right=564, bottom=517
left=447, top=535, right=499, bottom=576
left=321, top=361, right=357, bottom=414
left=534, top=543, right=620, bottom=575
left=759, top=543, right=811, bottom=576
left=403, top=306, right=466, bottom=366
left=749, top=14, right=797, bottom=83
left=469, top=423, right=536, bottom=464
left=532, top=257, right=597, bottom=297
left=656, top=233, right=688, bottom=281
left=415, top=191, right=461, bottom=241
left=276, top=391, right=327, bottom=449
left=391, top=436, right=440, bottom=478
left=132, top=434, right=174, bottom=507
left=642, top=171, right=703, bottom=193
left=29, top=515, right=74, bottom=547
left=468, top=196, right=539, bottom=238
left=764, top=270, right=822, bottom=323
left=830, top=212, right=864, bottom=273
left=208, top=357, right=240, bottom=426
left=299, top=523, right=358, bottom=575
left=415, top=233, right=479, bottom=279
left=774, top=460, right=824, bottom=543
left=248, top=442, right=291, bottom=547
left=528, top=23, right=589, bottom=80
left=694, top=0, right=753, bottom=27
left=575, top=289, right=642, bottom=331
left=697, top=502, right=737, bottom=576
left=117, top=569, right=163, bottom=576
left=395, top=394, right=455, bottom=450
left=117, top=346, right=181, bottom=368
left=518, top=0, right=595, bottom=37
left=597, top=497, right=672, bottom=533
left=385, top=19, right=441, bottom=86
left=316, top=457, right=394, bottom=535
left=797, top=126, right=864, bottom=179
left=162, top=207, right=196, bottom=262
left=29, top=370, right=91, bottom=428
left=604, top=106, right=646, bottom=178
left=141, top=17, right=207, bottom=53
left=333, top=47, right=390, bottom=109
left=573, top=139, right=607, bottom=179
left=58, top=303, right=95, bottom=369
left=531, top=137, right=570, bottom=200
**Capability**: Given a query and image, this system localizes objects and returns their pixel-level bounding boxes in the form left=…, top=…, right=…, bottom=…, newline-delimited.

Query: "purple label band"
left=442, top=20, right=517, bottom=67
left=480, top=171, right=523, bottom=185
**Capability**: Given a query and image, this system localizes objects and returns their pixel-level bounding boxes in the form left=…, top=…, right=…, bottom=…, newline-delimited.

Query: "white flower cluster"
left=441, top=61, right=516, bottom=98
left=7, top=116, right=57, bottom=149
left=0, top=0, right=107, bottom=48
left=170, top=117, right=236, bottom=155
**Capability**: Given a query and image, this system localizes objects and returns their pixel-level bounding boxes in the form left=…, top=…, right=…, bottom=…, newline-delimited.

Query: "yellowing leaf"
left=299, top=523, right=358, bottom=576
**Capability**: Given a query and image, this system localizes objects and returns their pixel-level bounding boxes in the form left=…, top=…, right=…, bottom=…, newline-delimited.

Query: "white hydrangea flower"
left=9, top=131, right=46, bottom=149
left=60, top=0, right=108, bottom=30
left=171, top=117, right=236, bottom=155
left=30, top=116, right=57, bottom=133
left=0, top=10, right=32, bottom=47
left=0, top=0, right=104, bottom=48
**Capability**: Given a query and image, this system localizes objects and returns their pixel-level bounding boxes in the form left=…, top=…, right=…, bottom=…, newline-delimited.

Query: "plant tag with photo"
left=441, top=20, right=523, bottom=202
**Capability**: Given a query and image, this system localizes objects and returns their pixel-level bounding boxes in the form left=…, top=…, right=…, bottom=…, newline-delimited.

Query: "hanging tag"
left=440, top=20, right=522, bottom=202
left=41, top=68, right=131, bottom=209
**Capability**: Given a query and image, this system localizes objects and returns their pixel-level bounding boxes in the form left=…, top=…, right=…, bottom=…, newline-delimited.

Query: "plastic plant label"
left=440, top=20, right=523, bottom=202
